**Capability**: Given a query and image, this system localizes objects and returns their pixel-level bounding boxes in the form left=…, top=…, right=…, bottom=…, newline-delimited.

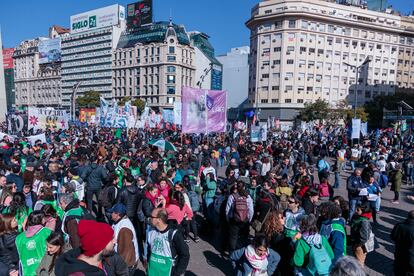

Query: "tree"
left=298, top=99, right=329, bottom=122
left=76, top=90, right=100, bottom=108
left=118, top=96, right=131, bottom=106
left=131, top=98, right=145, bottom=113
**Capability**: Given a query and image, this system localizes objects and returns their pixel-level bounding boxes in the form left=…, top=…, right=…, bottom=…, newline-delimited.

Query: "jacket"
left=81, top=163, right=108, bottom=191
left=36, top=244, right=70, bottom=276
left=230, top=246, right=280, bottom=276
left=62, top=200, right=82, bottom=249
left=293, top=233, right=334, bottom=270
left=55, top=248, right=128, bottom=276
left=347, top=174, right=365, bottom=200
left=0, top=232, right=19, bottom=272
left=350, top=214, right=371, bottom=246
left=117, top=184, right=140, bottom=219
left=302, top=197, right=316, bottom=215
left=6, top=173, right=24, bottom=192
left=391, top=217, right=414, bottom=274
left=390, top=169, right=403, bottom=192
left=320, top=218, right=347, bottom=264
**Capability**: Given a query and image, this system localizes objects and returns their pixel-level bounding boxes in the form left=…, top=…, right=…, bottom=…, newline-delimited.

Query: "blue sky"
left=0, top=0, right=411, bottom=55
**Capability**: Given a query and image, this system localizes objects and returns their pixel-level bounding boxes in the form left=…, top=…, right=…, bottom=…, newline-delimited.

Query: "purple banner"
left=182, top=87, right=226, bottom=134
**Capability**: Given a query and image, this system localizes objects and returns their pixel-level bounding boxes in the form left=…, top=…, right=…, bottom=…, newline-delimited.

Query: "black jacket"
left=302, top=197, right=316, bottom=215
left=117, top=184, right=140, bottom=219
left=81, top=163, right=108, bottom=191
left=391, top=217, right=414, bottom=274
left=142, top=197, right=155, bottom=218
left=0, top=232, right=19, bottom=272
left=55, top=247, right=128, bottom=276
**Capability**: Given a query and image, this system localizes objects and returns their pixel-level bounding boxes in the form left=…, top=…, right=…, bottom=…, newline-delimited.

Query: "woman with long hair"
left=36, top=232, right=66, bottom=276
left=230, top=233, right=280, bottom=276
left=7, top=192, right=32, bottom=232
left=0, top=182, right=16, bottom=210
left=166, top=190, right=193, bottom=242
left=0, top=213, right=19, bottom=276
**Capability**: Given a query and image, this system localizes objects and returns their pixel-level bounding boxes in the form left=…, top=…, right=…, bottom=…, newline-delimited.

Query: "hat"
left=78, top=220, right=114, bottom=257
left=108, top=203, right=127, bottom=215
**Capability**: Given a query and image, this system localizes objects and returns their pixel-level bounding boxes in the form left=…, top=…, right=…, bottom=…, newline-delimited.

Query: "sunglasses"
left=288, top=200, right=296, bottom=204
left=150, top=216, right=159, bottom=219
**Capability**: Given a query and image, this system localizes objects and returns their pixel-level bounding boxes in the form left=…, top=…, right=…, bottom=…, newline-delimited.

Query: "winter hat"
left=78, top=220, right=114, bottom=256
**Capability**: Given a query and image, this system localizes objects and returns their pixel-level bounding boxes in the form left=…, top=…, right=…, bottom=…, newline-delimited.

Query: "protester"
left=350, top=202, right=373, bottom=266
left=230, top=233, right=280, bottom=276
left=391, top=210, right=414, bottom=276
left=36, top=232, right=66, bottom=276
left=0, top=213, right=19, bottom=276
left=330, top=256, right=366, bottom=276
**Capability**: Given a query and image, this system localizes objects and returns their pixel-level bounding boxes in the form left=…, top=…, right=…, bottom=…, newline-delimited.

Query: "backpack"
left=305, top=239, right=332, bottom=276
left=137, top=199, right=145, bottom=222
left=233, top=194, right=249, bottom=222
left=98, top=186, right=117, bottom=209
left=319, top=183, right=330, bottom=198
left=187, top=191, right=200, bottom=212
left=379, top=174, right=388, bottom=188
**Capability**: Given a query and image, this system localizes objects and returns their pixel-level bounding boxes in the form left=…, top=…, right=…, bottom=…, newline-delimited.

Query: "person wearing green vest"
left=115, top=158, right=129, bottom=189
left=3, top=193, right=32, bottom=233
left=319, top=202, right=347, bottom=265
left=59, top=193, right=86, bottom=249
left=16, top=211, right=52, bottom=276
left=147, top=208, right=189, bottom=276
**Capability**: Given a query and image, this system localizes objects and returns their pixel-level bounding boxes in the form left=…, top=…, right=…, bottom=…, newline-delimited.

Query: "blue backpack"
left=187, top=191, right=200, bottom=212
left=305, top=240, right=332, bottom=276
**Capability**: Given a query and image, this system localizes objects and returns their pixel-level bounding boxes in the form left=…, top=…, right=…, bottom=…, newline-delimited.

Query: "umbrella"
left=149, top=139, right=177, bottom=152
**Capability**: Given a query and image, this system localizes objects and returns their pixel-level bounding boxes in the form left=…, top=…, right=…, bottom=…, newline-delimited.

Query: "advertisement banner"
left=351, top=118, right=361, bottom=139
left=79, top=108, right=96, bottom=123
left=28, top=107, right=69, bottom=131
left=360, top=122, right=368, bottom=136
left=181, top=87, right=227, bottom=133
left=7, top=113, right=27, bottom=135
left=127, top=0, right=152, bottom=29
left=38, top=38, right=61, bottom=64
left=162, top=109, right=174, bottom=124
left=173, top=102, right=181, bottom=125
left=70, top=4, right=124, bottom=34
left=2, top=48, right=14, bottom=69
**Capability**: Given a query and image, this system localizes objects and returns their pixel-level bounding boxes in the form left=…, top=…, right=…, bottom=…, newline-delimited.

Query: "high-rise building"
left=189, top=32, right=223, bottom=90
left=113, top=21, right=195, bottom=109
left=2, top=48, right=15, bottom=111
left=246, top=0, right=414, bottom=122
left=13, top=26, right=69, bottom=108
left=217, top=46, right=250, bottom=108
left=60, top=4, right=126, bottom=109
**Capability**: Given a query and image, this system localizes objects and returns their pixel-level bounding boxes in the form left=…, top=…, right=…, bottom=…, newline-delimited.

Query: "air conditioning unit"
left=285, top=77, right=289, bottom=80
left=261, top=66, right=264, bottom=69
left=272, top=39, right=276, bottom=42
left=271, top=65, right=275, bottom=68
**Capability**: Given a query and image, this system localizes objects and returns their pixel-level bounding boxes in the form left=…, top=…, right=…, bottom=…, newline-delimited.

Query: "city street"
left=131, top=161, right=410, bottom=276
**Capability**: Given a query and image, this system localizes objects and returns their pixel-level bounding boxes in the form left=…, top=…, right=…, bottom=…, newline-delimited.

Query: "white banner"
left=28, top=107, right=69, bottom=131
left=26, top=133, right=47, bottom=145
left=173, top=102, right=182, bottom=125
left=360, top=122, right=368, bottom=137
left=352, top=119, right=361, bottom=139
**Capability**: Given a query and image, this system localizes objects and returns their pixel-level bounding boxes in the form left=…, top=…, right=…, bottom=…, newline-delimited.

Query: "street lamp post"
left=343, top=57, right=371, bottom=118
left=71, top=81, right=81, bottom=121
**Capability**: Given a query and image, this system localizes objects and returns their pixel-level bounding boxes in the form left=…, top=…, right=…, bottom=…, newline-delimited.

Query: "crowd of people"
left=0, top=125, right=412, bottom=275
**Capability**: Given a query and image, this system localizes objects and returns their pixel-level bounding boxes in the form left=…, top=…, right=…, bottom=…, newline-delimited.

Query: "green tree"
left=131, top=98, right=146, bottom=113
left=298, top=99, right=329, bottom=122
left=76, top=90, right=100, bottom=108
left=118, top=96, right=131, bottom=106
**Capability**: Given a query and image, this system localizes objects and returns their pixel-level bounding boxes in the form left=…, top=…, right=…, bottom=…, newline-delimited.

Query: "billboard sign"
left=127, top=0, right=153, bottom=29
left=38, top=38, right=61, bottom=64
left=2, top=48, right=14, bottom=69
left=211, top=64, right=223, bottom=90
left=70, top=4, right=124, bottom=34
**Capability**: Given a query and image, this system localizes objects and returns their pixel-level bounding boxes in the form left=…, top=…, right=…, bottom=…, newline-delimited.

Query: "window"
left=262, top=86, right=269, bottom=91
left=275, top=21, right=283, bottom=29
left=288, top=20, right=296, bottom=28
left=263, top=61, right=270, bottom=66
left=273, top=73, right=280, bottom=78
left=167, top=66, right=176, bottom=73
left=169, top=46, right=175, bottom=54
left=272, top=86, right=279, bottom=91
left=328, top=25, right=334, bottom=33
left=285, top=99, right=292, bottom=103
left=300, top=47, right=307, bottom=52
left=167, top=56, right=176, bottom=62
left=167, top=75, right=175, bottom=84
left=301, top=20, right=308, bottom=29
left=273, top=60, right=281, bottom=65
left=287, top=59, right=294, bottom=64
left=297, top=99, right=304, bottom=103
left=262, top=74, right=269, bottom=78
left=274, top=47, right=281, bottom=52
left=272, top=99, right=279, bottom=103
left=261, top=99, right=268, bottom=103
left=286, top=85, right=293, bottom=91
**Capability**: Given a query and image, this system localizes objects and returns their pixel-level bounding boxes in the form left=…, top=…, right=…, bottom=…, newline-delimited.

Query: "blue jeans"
left=203, top=197, right=214, bottom=223
left=349, top=198, right=360, bottom=220
left=334, top=172, right=340, bottom=188
left=350, top=161, right=356, bottom=171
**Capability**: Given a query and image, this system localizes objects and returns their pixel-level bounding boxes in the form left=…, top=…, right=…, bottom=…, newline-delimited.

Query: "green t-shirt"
left=16, top=227, right=52, bottom=276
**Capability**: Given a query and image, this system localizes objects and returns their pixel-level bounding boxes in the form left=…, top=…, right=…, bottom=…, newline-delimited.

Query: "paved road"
left=135, top=161, right=410, bottom=276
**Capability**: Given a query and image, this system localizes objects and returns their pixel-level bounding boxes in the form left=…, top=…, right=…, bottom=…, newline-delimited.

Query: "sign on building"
left=2, top=48, right=14, bottom=69
left=70, top=4, right=125, bottom=34
left=127, top=0, right=153, bottom=29
left=38, top=38, right=61, bottom=64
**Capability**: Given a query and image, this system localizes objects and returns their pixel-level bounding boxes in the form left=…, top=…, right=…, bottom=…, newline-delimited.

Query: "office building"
left=13, top=25, right=69, bottom=108
left=217, top=46, right=250, bottom=108
left=189, top=32, right=223, bottom=90
left=246, top=0, right=414, bottom=121
left=61, top=4, right=126, bottom=108
left=113, top=21, right=195, bottom=109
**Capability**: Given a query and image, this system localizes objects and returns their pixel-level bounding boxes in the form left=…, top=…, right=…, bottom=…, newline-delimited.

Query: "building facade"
left=246, top=0, right=414, bottom=121
left=189, top=32, right=223, bottom=91
left=13, top=25, right=69, bottom=108
left=2, top=48, right=15, bottom=111
left=113, top=21, right=195, bottom=109
left=217, top=46, right=250, bottom=108
left=60, top=4, right=126, bottom=109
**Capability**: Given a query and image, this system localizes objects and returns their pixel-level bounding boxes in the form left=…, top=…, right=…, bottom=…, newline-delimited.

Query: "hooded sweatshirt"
left=293, top=233, right=334, bottom=269
left=320, top=218, right=347, bottom=264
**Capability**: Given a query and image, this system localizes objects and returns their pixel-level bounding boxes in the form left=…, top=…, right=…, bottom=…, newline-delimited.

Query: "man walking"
left=347, top=168, right=366, bottom=219
left=391, top=210, right=414, bottom=275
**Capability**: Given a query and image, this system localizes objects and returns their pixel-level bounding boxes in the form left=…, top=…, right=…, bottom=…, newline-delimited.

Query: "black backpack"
left=98, top=186, right=117, bottom=209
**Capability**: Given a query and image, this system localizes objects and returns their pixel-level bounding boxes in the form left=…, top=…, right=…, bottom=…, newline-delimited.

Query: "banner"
left=181, top=87, right=227, bottom=134
left=351, top=118, right=361, bottom=139
left=127, top=0, right=153, bottom=29
left=79, top=108, right=96, bottom=123
left=173, top=102, right=182, bottom=125
left=7, top=113, right=27, bottom=135
left=162, top=109, right=174, bottom=124
left=28, top=107, right=69, bottom=131
left=100, top=97, right=109, bottom=127
left=360, top=122, right=368, bottom=136
left=26, top=133, right=47, bottom=145
left=38, top=38, right=61, bottom=64
left=2, top=48, right=14, bottom=69
left=0, top=132, right=15, bottom=142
